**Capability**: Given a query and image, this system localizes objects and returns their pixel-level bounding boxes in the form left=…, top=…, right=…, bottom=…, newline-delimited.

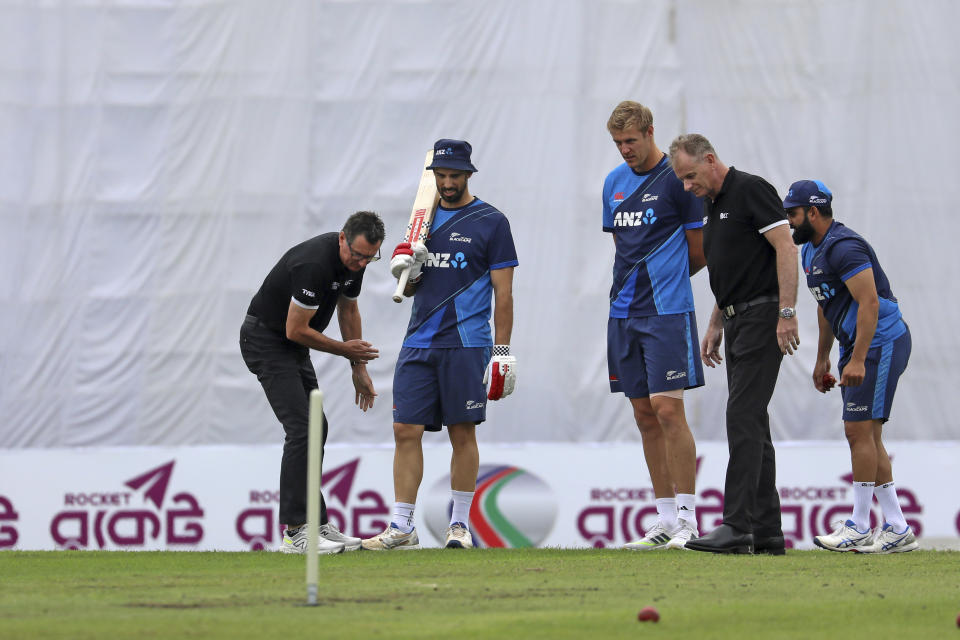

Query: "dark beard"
left=792, top=218, right=815, bottom=245
left=440, top=186, right=465, bottom=205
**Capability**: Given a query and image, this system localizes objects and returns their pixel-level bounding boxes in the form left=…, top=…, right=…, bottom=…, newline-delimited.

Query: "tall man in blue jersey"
left=784, top=180, right=917, bottom=553
left=361, top=139, right=518, bottom=551
left=603, top=102, right=707, bottom=550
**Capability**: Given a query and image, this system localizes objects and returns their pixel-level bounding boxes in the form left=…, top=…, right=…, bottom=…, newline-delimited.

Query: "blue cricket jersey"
left=602, top=154, right=703, bottom=318
left=403, top=198, right=518, bottom=348
left=801, top=221, right=906, bottom=359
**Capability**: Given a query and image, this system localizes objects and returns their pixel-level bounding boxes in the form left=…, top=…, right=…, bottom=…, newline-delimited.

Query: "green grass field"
left=1, top=549, right=958, bottom=639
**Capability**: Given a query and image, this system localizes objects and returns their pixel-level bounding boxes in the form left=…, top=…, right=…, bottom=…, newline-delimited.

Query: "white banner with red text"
left=1, top=442, right=957, bottom=551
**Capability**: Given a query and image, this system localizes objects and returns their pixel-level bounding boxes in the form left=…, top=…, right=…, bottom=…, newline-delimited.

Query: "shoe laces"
left=321, top=522, right=341, bottom=534
left=674, top=520, right=697, bottom=536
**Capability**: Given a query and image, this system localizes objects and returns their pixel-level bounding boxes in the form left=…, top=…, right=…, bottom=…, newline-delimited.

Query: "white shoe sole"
left=623, top=543, right=669, bottom=551
left=665, top=538, right=693, bottom=550
left=280, top=544, right=345, bottom=555
left=335, top=539, right=361, bottom=552
left=863, top=541, right=919, bottom=554
left=444, top=540, right=473, bottom=549
left=813, top=538, right=870, bottom=553
left=361, top=544, right=421, bottom=551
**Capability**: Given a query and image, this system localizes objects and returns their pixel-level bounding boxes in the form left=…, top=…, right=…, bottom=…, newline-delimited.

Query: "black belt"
left=721, top=295, right=779, bottom=320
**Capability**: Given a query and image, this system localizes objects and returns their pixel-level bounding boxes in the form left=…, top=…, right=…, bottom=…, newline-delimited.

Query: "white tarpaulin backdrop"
left=2, top=0, right=958, bottom=449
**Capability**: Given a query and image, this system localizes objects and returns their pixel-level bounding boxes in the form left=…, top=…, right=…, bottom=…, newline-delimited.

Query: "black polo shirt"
left=247, top=232, right=364, bottom=335
left=702, top=167, right=787, bottom=309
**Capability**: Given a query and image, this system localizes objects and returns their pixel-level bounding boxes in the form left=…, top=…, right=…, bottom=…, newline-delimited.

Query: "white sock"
left=874, top=482, right=908, bottom=532
left=676, top=493, right=696, bottom=526
left=851, top=481, right=875, bottom=532
left=392, top=502, right=416, bottom=533
left=450, top=490, right=474, bottom=526
left=655, top=498, right=678, bottom=531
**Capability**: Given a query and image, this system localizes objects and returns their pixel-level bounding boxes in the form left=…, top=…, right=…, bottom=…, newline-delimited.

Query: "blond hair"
left=607, top=101, right=653, bottom=133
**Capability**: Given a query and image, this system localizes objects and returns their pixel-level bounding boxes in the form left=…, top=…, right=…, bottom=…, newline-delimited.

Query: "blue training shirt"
left=602, top=154, right=703, bottom=318
left=403, top=198, right=518, bottom=348
left=801, top=220, right=906, bottom=360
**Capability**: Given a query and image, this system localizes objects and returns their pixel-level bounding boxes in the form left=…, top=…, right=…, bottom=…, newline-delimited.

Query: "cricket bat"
left=392, top=149, right=440, bottom=303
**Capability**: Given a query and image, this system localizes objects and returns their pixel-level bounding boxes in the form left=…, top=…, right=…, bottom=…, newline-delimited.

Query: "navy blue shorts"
left=840, top=328, right=910, bottom=423
left=393, top=346, right=492, bottom=431
left=607, top=311, right=704, bottom=398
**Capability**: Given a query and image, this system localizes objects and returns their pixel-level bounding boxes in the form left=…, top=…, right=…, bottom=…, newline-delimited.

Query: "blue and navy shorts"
left=393, top=346, right=491, bottom=431
left=840, top=328, right=911, bottom=423
left=607, top=311, right=704, bottom=398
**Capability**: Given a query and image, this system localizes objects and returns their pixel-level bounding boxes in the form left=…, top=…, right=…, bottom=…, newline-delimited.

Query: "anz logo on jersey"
left=809, top=282, right=836, bottom=301
left=613, top=208, right=658, bottom=227
left=425, top=251, right=469, bottom=269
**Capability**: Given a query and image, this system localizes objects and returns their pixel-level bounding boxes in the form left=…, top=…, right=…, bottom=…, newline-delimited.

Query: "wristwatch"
left=779, top=307, right=796, bottom=319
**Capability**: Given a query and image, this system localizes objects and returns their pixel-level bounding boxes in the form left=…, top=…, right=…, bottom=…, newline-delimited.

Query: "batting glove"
left=483, top=345, right=516, bottom=400
left=390, top=242, right=428, bottom=282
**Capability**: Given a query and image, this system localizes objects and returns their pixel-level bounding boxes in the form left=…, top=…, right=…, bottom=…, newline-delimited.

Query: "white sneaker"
left=360, top=524, right=421, bottom=550
left=624, top=521, right=673, bottom=551
left=319, top=522, right=361, bottom=551
left=444, top=522, right=474, bottom=549
left=665, top=519, right=699, bottom=549
left=280, top=525, right=345, bottom=555
left=863, top=523, right=919, bottom=554
left=813, top=519, right=873, bottom=552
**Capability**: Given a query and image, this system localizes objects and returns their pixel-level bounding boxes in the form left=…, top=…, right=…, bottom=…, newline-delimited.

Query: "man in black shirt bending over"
left=669, top=135, right=799, bottom=555
left=241, top=211, right=384, bottom=554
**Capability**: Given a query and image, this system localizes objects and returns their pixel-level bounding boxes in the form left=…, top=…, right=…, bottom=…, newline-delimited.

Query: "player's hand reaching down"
left=484, top=345, right=517, bottom=400
left=813, top=359, right=835, bottom=393
left=390, top=242, right=428, bottom=282
left=351, top=366, right=377, bottom=411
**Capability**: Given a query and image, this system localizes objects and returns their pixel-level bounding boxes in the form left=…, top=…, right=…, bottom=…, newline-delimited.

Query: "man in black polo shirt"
left=240, top=210, right=384, bottom=554
left=669, top=134, right=799, bottom=554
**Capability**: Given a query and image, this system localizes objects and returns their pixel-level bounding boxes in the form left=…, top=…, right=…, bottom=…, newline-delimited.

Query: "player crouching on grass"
left=361, top=139, right=518, bottom=550
left=784, top=180, right=917, bottom=554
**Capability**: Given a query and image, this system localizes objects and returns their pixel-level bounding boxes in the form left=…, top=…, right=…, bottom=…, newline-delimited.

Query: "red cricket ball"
left=637, top=606, right=660, bottom=623
left=822, top=373, right=837, bottom=390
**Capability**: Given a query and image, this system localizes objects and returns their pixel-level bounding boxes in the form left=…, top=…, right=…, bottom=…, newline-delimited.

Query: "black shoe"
left=684, top=524, right=754, bottom=554
left=754, top=535, right=786, bottom=555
